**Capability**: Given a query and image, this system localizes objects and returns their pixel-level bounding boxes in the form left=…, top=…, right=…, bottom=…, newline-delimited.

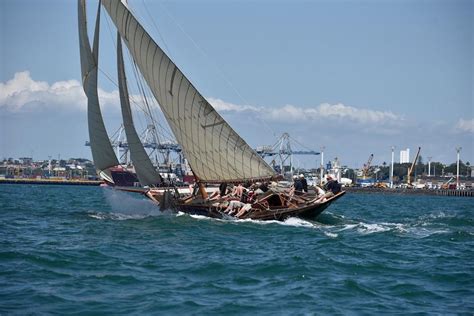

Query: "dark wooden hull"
left=175, top=191, right=346, bottom=221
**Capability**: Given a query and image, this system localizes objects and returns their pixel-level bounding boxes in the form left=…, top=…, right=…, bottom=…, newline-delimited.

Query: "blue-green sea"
left=1, top=184, right=473, bottom=315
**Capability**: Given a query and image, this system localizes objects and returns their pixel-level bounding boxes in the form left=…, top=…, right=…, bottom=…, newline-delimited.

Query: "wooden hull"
left=175, top=191, right=346, bottom=221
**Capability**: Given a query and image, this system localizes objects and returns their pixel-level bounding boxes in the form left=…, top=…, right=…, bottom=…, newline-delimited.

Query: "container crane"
left=407, top=147, right=421, bottom=186
left=255, top=133, right=319, bottom=176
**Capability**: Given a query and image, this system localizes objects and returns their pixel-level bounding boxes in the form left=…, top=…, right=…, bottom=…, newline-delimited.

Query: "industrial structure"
left=255, top=133, right=320, bottom=176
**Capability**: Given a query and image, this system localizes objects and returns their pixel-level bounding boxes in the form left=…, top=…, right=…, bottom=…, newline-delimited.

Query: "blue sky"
left=1, top=0, right=472, bottom=169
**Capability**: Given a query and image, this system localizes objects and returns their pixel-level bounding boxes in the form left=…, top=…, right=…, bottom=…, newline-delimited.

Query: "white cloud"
left=455, top=118, right=474, bottom=133
left=2, top=72, right=402, bottom=127
left=0, top=71, right=119, bottom=113
left=207, top=97, right=259, bottom=112
left=267, top=103, right=402, bottom=124
left=209, top=97, right=402, bottom=125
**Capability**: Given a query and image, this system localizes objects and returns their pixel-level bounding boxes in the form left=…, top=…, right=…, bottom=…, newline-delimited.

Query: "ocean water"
left=0, top=184, right=472, bottom=315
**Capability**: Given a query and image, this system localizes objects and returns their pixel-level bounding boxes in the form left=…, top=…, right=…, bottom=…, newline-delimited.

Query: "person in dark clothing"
left=324, top=175, right=341, bottom=194
left=316, top=175, right=341, bottom=202
left=259, top=182, right=269, bottom=192
left=299, top=174, right=308, bottom=193
left=324, top=175, right=342, bottom=194
left=293, top=175, right=304, bottom=195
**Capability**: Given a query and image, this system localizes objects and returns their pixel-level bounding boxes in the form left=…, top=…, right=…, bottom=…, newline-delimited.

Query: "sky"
left=0, top=0, right=473, bottom=169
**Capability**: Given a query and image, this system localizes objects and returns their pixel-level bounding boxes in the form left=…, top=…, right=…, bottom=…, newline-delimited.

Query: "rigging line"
left=122, top=0, right=174, bottom=145
left=140, top=0, right=173, bottom=58
left=104, top=9, right=150, bottom=134
left=128, top=56, right=176, bottom=147
left=155, top=1, right=278, bottom=139
left=109, top=124, right=123, bottom=140
left=124, top=0, right=174, bottom=145
left=101, top=13, right=152, bottom=122
left=96, top=67, right=152, bottom=121
left=127, top=50, right=152, bottom=121
left=129, top=56, right=174, bottom=143
left=105, top=7, right=168, bottom=142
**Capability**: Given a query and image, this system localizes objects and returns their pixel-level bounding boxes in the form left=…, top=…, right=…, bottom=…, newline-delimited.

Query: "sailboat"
left=78, top=0, right=345, bottom=221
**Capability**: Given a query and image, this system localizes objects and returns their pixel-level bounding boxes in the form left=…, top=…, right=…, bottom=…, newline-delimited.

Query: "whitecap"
left=356, top=222, right=392, bottom=234
left=405, top=227, right=451, bottom=238
left=88, top=213, right=107, bottom=220
left=324, top=231, right=338, bottom=238
left=282, top=217, right=317, bottom=228
left=336, top=224, right=358, bottom=232
left=189, top=214, right=214, bottom=220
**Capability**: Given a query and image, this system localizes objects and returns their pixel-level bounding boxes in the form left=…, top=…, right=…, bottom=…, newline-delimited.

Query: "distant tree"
left=393, top=163, right=410, bottom=182
left=444, top=160, right=470, bottom=176
left=430, top=162, right=444, bottom=177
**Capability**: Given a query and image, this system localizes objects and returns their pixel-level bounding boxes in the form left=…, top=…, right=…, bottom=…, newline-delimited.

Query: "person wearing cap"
left=317, top=174, right=341, bottom=202
left=292, top=174, right=304, bottom=195
left=299, top=174, right=308, bottom=193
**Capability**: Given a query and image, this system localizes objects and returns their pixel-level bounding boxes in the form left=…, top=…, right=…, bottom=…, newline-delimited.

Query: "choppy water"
left=1, top=184, right=473, bottom=314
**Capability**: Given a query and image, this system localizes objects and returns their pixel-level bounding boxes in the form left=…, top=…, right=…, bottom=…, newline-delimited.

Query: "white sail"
left=117, top=33, right=162, bottom=186
left=102, top=0, right=276, bottom=183
left=78, top=0, right=118, bottom=179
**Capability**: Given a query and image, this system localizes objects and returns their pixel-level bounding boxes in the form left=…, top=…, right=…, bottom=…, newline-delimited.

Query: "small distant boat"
left=78, top=0, right=344, bottom=220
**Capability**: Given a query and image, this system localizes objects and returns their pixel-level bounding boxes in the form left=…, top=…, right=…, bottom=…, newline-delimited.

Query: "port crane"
left=86, top=124, right=182, bottom=167
left=407, top=147, right=421, bottom=186
left=361, top=154, right=374, bottom=179
left=255, top=133, right=319, bottom=176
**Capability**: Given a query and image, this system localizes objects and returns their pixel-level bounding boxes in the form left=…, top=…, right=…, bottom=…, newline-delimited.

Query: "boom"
left=407, top=147, right=421, bottom=186
left=362, top=154, right=374, bottom=179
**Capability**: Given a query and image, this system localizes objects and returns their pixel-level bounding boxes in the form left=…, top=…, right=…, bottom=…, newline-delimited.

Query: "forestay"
left=78, top=0, right=119, bottom=179
left=102, top=0, right=276, bottom=183
left=117, top=33, right=162, bottom=186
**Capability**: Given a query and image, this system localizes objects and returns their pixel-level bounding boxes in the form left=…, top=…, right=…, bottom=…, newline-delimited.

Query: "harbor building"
left=400, top=148, right=410, bottom=163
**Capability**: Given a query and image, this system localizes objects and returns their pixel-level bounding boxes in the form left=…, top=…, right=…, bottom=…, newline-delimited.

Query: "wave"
left=185, top=212, right=322, bottom=229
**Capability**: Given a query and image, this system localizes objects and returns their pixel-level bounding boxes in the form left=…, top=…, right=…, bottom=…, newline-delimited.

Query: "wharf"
left=0, top=178, right=103, bottom=186
left=344, top=187, right=474, bottom=197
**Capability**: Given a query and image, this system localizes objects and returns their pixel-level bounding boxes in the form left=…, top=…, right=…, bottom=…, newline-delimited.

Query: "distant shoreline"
left=0, top=178, right=102, bottom=186
left=344, top=186, right=474, bottom=197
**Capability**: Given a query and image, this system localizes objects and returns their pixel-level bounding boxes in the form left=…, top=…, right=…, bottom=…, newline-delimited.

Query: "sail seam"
left=176, top=73, right=185, bottom=142
left=169, top=66, right=177, bottom=96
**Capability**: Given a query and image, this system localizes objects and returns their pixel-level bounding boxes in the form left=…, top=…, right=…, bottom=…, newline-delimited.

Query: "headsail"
left=78, top=0, right=119, bottom=180
left=101, top=0, right=276, bottom=183
left=117, top=33, right=162, bottom=186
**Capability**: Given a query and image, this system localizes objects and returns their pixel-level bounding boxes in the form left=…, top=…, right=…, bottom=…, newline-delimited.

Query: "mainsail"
left=117, top=33, right=162, bottom=186
left=78, top=0, right=119, bottom=180
left=102, top=0, right=276, bottom=183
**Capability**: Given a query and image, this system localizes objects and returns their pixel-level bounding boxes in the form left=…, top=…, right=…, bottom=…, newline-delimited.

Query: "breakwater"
left=0, top=178, right=102, bottom=186
left=344, top=186, right=474, bottom=197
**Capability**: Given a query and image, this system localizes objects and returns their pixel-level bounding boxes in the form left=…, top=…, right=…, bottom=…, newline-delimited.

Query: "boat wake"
left=88, top=188, right=164, bottom=220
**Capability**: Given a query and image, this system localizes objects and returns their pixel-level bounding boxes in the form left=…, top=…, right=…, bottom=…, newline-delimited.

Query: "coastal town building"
left=400, top=148, right=410, bottom=163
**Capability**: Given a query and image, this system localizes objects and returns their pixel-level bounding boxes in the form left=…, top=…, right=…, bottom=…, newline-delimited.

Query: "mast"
left=78, top=0, right=119, bottom=182
left=101, top=0, right=276, bottom=184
